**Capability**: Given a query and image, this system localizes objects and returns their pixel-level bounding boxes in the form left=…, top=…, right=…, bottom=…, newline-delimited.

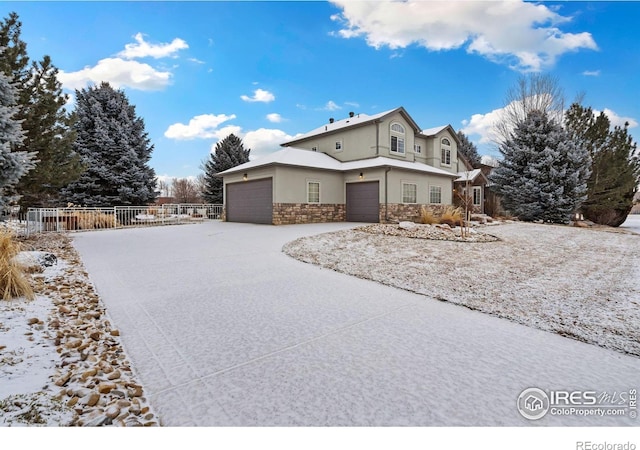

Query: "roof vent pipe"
left=349, top=111, right=355, bottom=118
left=329, top=118, right=334, bottom=123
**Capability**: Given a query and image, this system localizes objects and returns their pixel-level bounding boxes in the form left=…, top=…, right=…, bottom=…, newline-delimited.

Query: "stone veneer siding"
left=272, top=203, right=346, bottom=225
left=380, top=203, right=449, bottom=223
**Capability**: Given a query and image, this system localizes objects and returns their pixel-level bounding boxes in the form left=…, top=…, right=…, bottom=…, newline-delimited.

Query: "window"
left=402, top=183, right=417, bottom=204
left=307, top=181, right=320, bottom=203
left=441, top=138, right=451, bottom=166
left=391, top=136, right=405, bottom=154
left=472, top=186, right=482, bottom=206
left=335, top=141, right=342, bottom=152
left=311, top=146, right=318, bottom=152
left=390, top=122, right=405, bottom=154
left=414, top=144, right=421, bottom=153
left=429, top=186, right=442, bottom=204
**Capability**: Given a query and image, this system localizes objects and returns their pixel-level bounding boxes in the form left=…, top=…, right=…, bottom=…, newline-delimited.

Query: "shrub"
left=419, top=206, right=438, bottom=224
left=440, top=206, right=463, bottom=227
left=0, top=229, right=35, bottom=300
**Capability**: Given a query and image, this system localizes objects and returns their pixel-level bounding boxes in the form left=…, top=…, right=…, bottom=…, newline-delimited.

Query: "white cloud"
left=240, top=88, right=275, bottom=103
left=330, top=0, right=598, bottom=71
left=266, top=113, right=283, bottom=123
left=460, top=106, right=506, bottom=145
left=58, top=57, right=173, bottom=91
left=164, top=114, right=237, bottom=140
left=241, top=128, right=301, bottom=159
left=582, top=70, right=601, bottom=77
left=118, top=32, right=188, bottom=59
left=320, top=100, right=341, bottom=111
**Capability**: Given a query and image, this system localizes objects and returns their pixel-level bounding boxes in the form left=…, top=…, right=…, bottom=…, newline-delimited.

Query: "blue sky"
left=4, top=1, right=639, bottom=183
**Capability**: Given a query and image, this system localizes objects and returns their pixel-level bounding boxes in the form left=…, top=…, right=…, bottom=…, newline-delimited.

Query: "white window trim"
left=402, top=182, right=417, bottom=204
left=472, top=186, right=482, bottom=206
left=307, top=180, right=320, bottom=203
left=335, top=140, right=343, bottom=152
left=414, top=144, right=421, bottom=154
left=390, top=122, right=406, bottom=155
left=429, top=185, right=442, bottom=204
left=441, top=138, right=451, bottom=166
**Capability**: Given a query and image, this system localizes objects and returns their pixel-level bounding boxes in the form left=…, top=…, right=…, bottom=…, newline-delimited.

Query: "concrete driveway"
left=71, top=221, right=640, bottom=426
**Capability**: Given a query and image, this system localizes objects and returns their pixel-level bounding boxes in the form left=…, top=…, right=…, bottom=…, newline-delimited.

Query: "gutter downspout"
left=384, top=166, right=391, bottom=223
left=375, top=120, right=380, bottom=156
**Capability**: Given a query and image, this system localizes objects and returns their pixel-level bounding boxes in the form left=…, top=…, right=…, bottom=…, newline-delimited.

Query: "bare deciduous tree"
left=493, top=73, right=566, bottom=144
left=171, top=178, right=201, bottom=203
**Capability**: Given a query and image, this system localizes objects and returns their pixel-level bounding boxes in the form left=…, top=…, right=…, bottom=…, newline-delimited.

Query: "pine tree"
left=61, top=82, right=156, bottom=206
left=490, top=110, right=590, bottom=223
left=16, top=56, right=82, bottom=208
left=1, top=13, right=82, bottom=208
left=456, top=130, right=481, bottom=168
left=0, top=70, right=35, bottom=211
left=565, top=103, right=640, bottom=226
left=201, top=134, right=250, bottom=204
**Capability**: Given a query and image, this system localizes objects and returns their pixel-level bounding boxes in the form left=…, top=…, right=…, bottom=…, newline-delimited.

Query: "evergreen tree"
left=0, top=13, right=29, bottom=94
left=16, top=56, right=82, bottom=208
left=201, top=134, right=250, bottom=204
left=1, top=12, right=82, bottom=208
left=61, top=82, right=156, bottom=206
left=0, top=70, right=35, bottom=211
left=566, top=104, right=640, bottom=226
left=490, top=110, right=590, bottom=223
left=456, top=130, right=481, bottom=168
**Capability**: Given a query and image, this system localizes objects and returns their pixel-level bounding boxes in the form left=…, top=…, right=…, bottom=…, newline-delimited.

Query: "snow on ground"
left=2, top=217, right=640, bottom=434
left=67, top=221, right=640, bottom=429
left=0, top=253, right=75, bottom=426
left=284, top=220, right=640, bottom=357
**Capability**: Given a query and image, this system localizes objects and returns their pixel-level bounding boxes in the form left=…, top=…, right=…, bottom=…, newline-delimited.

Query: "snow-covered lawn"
left=284, top=220, right=640, bottom=357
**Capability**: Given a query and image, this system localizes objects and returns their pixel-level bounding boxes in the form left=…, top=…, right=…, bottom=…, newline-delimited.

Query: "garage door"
left=226, top=178, right=273, bottom=224
left=346, top=181, right=379, bottom=222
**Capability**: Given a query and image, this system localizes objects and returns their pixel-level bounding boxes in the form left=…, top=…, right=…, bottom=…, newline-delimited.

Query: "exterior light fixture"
left=359, top=172, right=364, bottom=180
left=243, top=173, right=248, bottom=181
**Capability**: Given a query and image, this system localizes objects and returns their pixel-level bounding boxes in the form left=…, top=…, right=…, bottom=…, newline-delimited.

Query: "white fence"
left=25, top=204, right=223, bottom=236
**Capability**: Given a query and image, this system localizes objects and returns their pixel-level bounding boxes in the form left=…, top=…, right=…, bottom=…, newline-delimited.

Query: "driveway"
left=71, top=221, right=640, bottom=426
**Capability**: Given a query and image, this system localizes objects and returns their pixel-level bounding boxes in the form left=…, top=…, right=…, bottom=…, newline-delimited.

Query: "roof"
left=455, top=169, right=483, bottom=182
left=422, top=125, right=448, bottom=136
left=281, top=107, right=422, bottom=147
left=217, top=147, right=458, bottom=178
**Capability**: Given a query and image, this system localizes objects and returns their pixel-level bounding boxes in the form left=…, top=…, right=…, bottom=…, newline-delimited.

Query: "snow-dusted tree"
left=61, top=82, right=156, bottom=206
left=456, top=130, right=481, bottom=168
left=0, top=69, right=35, bottom=211
left=490, top=110, right=590, bottom=223
left=16, top=56, right=82, bottom=208
left=201, top=134, right=250, bottom=204
left=1, top=13, right=82, bottom=208
left=566, top=103, right=640, bottom=226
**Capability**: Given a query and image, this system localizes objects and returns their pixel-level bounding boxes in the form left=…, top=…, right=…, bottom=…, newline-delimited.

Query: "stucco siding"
left=273, top=166, right=344, bottom=204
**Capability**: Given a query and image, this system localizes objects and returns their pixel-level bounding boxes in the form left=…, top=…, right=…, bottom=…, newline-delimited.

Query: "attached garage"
left=226, top=178, right=273, bottom=224
left=346, top=181, right=380, bottom=223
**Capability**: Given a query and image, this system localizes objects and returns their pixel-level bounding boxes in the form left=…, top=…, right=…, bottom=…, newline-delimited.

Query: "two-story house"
left=218, top=106, right=482, bottom=224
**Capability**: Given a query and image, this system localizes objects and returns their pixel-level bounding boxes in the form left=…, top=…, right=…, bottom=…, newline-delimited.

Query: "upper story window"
left=441, top=138, right=451, bottom=166
left=311, top=146, right=318, bottom=152
left=335, top=140, right=343, bottom=152
left=414, top=144, right=422, bottom=153
left=390, top=122, right=405, bottom=155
